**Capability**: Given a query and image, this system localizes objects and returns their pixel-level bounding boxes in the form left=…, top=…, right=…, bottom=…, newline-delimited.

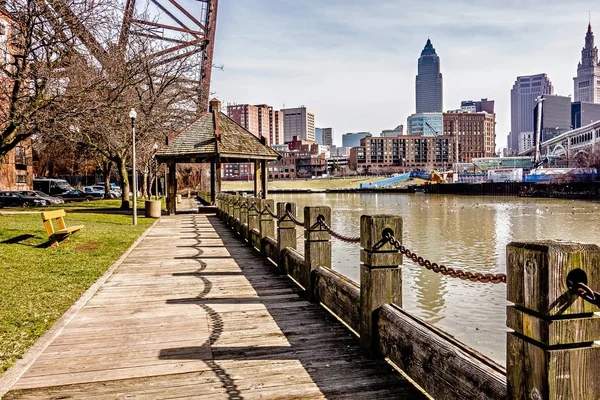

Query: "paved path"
left=5, top=214, right=424, bottom=399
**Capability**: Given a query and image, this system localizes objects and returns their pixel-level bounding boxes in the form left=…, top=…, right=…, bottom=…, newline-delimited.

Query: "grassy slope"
left=223, top=177, right=386, bottom=191
left=0, top=212, right=153, bottom=373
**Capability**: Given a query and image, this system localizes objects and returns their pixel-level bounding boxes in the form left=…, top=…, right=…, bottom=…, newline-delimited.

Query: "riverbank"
left=224, top=180, right=600, bottom=200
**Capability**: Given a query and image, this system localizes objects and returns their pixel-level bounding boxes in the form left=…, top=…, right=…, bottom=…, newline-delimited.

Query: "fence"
left=216, top=193, right=600, bottom=400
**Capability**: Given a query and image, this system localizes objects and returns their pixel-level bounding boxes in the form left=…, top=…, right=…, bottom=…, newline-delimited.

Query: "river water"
left=268, top=192, right=600, bottom=366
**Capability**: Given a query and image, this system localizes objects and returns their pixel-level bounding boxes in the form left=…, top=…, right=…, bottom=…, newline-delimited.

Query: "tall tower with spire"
left=574, top=23, right=600, bottom=103
left=416, top=39, right=443, bottom=113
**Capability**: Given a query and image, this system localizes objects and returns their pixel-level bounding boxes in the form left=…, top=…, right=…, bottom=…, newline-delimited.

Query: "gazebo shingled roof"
left=156, top=99, right=279, bottom=214
left=156, top=102, right=280, bottom=163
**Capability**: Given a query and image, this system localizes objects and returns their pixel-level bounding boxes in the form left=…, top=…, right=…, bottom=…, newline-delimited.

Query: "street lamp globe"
left=129, top=108, right=137, bottom=121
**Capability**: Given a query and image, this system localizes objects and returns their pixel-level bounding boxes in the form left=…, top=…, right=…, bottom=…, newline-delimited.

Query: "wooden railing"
left=216, top=193, right=600, bottom=400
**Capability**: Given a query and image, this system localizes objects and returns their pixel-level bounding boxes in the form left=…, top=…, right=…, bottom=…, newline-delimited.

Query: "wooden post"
left=261, top=159, right=268, bottom=199
left=259, top=199, right=275, bottom=240
left=166, top=160, right=176, bottom=215
left=254, top=160, right=262, bottom=198
left=210, top=159, right=221, bottom=205
left=506, top=241, right=600, bottom=400
left=240, top=198, right=249, bottom=240
left=359, top=215, right=403, bottom=357
left=277, top=202, right=297, bottom=275
left=226, top=194, right=234, bottom=226
left=304, top=206, right=331, bottom=302
left=247, top=197, right=260, bottom=242
left=232, top=195, right=241, bottom=233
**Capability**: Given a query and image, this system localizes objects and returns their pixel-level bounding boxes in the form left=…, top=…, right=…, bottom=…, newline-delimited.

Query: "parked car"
left=33, top=178, right=74, bottom=196
left=56, top=189, right=102, bottom=202
left=18, top=190, right=65, bottom=205
left=90, top=185, right=120, bottom=198
left=95, top=183, right=122, bottom=198
left=82, top=186, right=107, bottom=197
left=0, top=191, right=49, bottom=208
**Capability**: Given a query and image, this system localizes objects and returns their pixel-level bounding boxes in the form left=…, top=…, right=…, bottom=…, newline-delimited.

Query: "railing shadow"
left=159, top=214, right=426, bottom=399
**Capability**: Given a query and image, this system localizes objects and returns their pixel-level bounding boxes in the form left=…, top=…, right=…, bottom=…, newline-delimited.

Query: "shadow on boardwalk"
left=159, top=215, right=426, bottom=399
left=4, top=214, right=425, bottom=400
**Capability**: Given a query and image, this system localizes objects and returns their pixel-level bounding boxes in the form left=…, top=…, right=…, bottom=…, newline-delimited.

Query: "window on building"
left=16, top=174, right=26, bottom=184
left=14, top=146, right=26, bottom=164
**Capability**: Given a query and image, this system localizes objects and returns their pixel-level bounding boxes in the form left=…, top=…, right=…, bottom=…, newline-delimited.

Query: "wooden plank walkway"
left=5, top=214, right=425, bottom=399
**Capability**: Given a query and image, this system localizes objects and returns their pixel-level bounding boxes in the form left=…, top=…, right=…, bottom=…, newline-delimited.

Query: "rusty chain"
left=383, top=232, right=506, bottom=284
left=263, top=204, right=278, bottom=218
left=249, top=202, right=261, bottom=213
left=567, top=280, right=600, bottom=307
left=279, top=210, right=304, bottom=226
left=315, top=216, right=361, bottom=243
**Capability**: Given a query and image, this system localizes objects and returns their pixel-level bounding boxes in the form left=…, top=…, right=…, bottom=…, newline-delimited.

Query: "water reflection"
left=270, top=192, right=600, bottom=365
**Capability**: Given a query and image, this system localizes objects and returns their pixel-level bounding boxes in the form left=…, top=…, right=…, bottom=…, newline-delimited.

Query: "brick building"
left=0, top=8, right=34, bottom=190
left=349, top=136, right=455, bottom=171
left=224, top=103, right=284, bottom=180
left=442, top=111, right=496, bottom=161
left=268, top=136, right=327, bottom=179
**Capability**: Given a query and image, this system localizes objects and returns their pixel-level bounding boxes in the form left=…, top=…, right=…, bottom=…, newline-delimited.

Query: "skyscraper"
left=509, top=74, right=554, bottom=152
left=322, top=128, right=333, bottom=146
left=574, top=23, right=600, bottom=103
left=416, top=39, right=443, bottom=113
left=282, top=107, right=315, bottom=142
left=315, top=128, right=323, bottom=144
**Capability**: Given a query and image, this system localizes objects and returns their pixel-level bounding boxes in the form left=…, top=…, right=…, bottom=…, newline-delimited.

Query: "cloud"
left=212, top=0, right=598, bottom=148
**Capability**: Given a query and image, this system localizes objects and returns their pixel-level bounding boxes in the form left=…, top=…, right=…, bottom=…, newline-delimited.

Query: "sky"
left=209, top=0, right=599, bottom=148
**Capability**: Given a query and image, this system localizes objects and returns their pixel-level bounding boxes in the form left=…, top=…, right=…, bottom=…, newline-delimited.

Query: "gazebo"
left=156, top=99, right=280, bottom=214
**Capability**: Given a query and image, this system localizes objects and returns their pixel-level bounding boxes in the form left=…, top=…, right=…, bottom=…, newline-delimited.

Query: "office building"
left=571, top=101, right=600, bottom=128
left=322, top=128, right=333, bottom=146
left=267, top=136, right=327, bottom=179
left=315, top=128, right=323, bottom=145
left=416, top=39, right=443, bottom=113
left=532, top=95, right=571, bottom=144
left=227, top=103, right=283, bottom=145
left=442, top=112, right=496, bottom=161
left=349, top=135, right=455, bottom=170
left=342, top=132, right=372, bottom=148
left=381, top=125, right=404, bottom=137
left=407, top=113, right=443, bottom=136
left=574, top=23, right=600, bottom=103
left=460, top=99, right=495, bottom=114
left=225, top=103, right=283, bottom=179
left=282, top=106, right=315, bottom=142
left=509, top=74, right=554, bottom=151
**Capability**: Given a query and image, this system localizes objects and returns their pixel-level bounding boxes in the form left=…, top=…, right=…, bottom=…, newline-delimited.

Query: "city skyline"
left=211, top=1, right=598, bottom=148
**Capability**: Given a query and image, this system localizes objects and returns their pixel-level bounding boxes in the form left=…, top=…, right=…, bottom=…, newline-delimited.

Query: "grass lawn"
left=223, top=176, right=386, bottom=191
left=0, top=211, right=154, bottom=373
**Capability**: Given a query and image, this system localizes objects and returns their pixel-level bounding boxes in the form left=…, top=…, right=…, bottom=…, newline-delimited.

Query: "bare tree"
left=0, top=0, right=111, bottom=158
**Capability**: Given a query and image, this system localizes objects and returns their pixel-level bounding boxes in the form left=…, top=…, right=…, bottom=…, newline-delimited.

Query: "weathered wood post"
left=277, top=202, right=297, bottom=275
left=304, top=206, right=331, bottom=302
left=227, top=194, right=235, bottom=226
left=240, top=198, right=249, bottom=240
left=232, top=195, right=241, bottom=232
left=247, top=197, right=260, bottom=248
left=259, top=199, right=275, bottom=258
left=506, top=241, right=600, bottom=400
left=359, top=215, right=403, bottom=357
left=259, top=199, right=275, bottom=240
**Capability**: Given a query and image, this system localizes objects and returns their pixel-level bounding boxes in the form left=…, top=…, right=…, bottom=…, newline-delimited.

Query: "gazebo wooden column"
left=261, top=159, right=268, bottom=199
left=253, top=160, right=262, bottom=198
left=210, top=159, right=221, bottom=204
left=167, top=160, right=177, bottom=215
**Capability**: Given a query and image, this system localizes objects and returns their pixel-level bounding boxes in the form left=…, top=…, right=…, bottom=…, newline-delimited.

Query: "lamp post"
left=130, top=108, right=137, bottom=225
left=153, top=143, right=159, bottom=200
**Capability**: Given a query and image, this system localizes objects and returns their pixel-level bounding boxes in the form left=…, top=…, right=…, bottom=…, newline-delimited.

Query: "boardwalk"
left=5, top=214, right=424, bottom=399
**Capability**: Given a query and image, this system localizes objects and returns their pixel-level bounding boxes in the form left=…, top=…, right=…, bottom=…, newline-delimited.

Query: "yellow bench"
left=41, top=210, right=84, bottom=247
